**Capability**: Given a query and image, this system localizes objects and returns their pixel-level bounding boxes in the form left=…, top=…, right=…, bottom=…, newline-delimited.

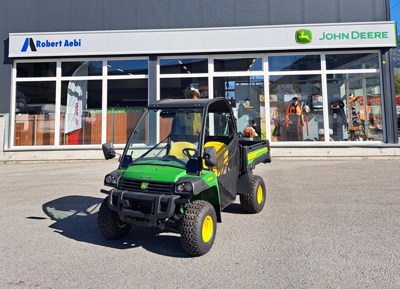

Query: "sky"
left=391, top=0, right=400, bottom=25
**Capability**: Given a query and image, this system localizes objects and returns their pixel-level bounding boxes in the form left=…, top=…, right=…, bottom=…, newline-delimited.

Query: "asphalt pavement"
left=0, top=159, right=399, bottom=289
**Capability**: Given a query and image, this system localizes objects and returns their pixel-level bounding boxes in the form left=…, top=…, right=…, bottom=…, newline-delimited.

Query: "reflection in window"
left=214, top=58, right=262, bottom=72
left=17, top=62, right=56, bottom=77
left=15, top=82, right=56, bottom=146
left=269, top=75, right=323, bottom=142
left=60, top=80, right=102, bottom=145
left=327, top=73, right=383, bottom=141
left=107, top=79, right=148, bottom=144
left=326, top=53, right=379, bottom=70
left=160, top=78, right=208, bottom=100
left=269, top=55, right=321, bottom=71
left=214, top=76, right=265, bottom=139
left=160, top=59, right=208, bottom=74
left=62, top=61, right=102, bottom=76
left=108, top=59, right=148, bottom=75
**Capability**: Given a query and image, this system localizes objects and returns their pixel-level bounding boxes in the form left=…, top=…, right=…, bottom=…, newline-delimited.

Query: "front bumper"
left=106, top=188, right=181, bottom=224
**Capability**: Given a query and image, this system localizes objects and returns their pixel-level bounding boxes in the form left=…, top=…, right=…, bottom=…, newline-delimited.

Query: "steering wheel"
left=182, top=148, right=199, bottom=160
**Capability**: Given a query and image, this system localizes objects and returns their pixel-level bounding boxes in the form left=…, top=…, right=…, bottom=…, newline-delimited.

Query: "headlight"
left=176, top=182, right=193, bottom=194
left=104, top=171, right=122, bottom=187
left=105, top=175, right=117, bottom=185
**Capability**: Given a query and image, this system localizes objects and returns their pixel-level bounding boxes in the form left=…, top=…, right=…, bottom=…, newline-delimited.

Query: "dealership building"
left=0, top=0, right=399, bottom=160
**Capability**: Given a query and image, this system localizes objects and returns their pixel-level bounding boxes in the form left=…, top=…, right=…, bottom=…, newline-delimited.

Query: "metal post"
left=33, top=115, right=37, bottom=146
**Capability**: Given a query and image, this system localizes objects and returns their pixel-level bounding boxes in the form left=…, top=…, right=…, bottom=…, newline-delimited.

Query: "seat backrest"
left=168, top=141, right=195, bottom=159
left=204, top=141, right=228, bottom=176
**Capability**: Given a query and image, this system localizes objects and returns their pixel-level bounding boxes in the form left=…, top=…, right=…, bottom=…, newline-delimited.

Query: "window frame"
left=11, top=57, right=149, bottom=149
left=9, top=50, right=384, bottom=150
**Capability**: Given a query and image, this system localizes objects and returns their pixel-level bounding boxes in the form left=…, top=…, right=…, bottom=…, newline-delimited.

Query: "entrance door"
left=205, top=101, right=240, bottom=209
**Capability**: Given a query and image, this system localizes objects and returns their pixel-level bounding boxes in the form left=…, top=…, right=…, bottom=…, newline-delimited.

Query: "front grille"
left=118, top=178, right=174, bottom=195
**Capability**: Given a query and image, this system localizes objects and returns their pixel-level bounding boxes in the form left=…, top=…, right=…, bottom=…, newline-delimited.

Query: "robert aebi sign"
left=21, top=37, right=82, bottom=52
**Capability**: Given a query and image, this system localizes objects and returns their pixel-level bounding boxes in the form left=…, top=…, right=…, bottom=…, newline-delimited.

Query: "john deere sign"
left=319, top=31, right=389, bottom=41
left=291, top=23, right=396, bottom=48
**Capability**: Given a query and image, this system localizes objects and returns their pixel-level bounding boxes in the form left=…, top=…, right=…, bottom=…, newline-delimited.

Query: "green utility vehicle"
left=99, top=98, right=271, bottom=256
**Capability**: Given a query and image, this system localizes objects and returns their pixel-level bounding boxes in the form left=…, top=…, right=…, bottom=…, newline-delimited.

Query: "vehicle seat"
left=168, top=141, right=195, bottom=159
left=204, top=141, right=228, bottom=176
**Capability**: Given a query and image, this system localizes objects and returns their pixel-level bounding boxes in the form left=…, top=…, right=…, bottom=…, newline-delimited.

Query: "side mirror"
left=204, top=146, right=217, bottom=167
left=102, top=142, right=116, bottom=160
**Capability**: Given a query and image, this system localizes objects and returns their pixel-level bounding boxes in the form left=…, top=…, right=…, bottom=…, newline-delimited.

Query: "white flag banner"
left=65, top=62, right=88, bottom=134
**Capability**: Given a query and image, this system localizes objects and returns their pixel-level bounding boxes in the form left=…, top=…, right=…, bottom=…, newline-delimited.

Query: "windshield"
left=119, top=107, right=203, bottom=169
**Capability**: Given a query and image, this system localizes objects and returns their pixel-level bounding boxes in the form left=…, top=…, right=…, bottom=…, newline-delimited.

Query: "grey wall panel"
left=373, top=0, right=388, bottom=21
left=38, top=0, right=72, bottom=32
left=5, top=0, right=41, bottom=33
left=202, top=0, right=236, bottom=27
left=3, top=0, right=391, bottom=33
left=106, top=0, right=138, bottom=30
left=304, top=0, right=340, bottom=24
left=268, top=0, right=304, bottom=25
left=338, top=0, right=384, bottom=22
left=0, top=2, right=8, bottom=115
left=70, top=0, right=106, bottom=31
left=136, top=0, right=170, bottom=29
left=236, top=0, right=269, bottom=26
left=169, top=0, right=203, bottom=28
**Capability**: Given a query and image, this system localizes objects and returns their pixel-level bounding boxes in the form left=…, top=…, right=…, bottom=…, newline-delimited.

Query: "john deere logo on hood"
left=295, top=29, right=312, bottom=44
left=140, top=182, right=149, bottom=190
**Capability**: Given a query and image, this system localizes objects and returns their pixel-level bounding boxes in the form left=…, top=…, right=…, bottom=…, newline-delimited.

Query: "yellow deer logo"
left=295, top=29, right=312, bottom=44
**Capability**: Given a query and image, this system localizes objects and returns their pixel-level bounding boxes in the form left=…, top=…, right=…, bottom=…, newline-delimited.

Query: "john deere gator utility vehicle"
left=99, top=98, right=271, bottom=256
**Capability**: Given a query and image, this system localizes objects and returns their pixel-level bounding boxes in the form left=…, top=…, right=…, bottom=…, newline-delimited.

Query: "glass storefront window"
left=12, top=52, right=387, bottom=149
left=269, top=75, right=323, bottom=142
left=160, top=77, right=208, bottom=100
left=61, top=61, right=102, bottom=76
left=214, top=76, right=265, bottom=138
left=327, top=73, right=383, bottom=141
left=107, top=79, right=148, bottom=144
left=326, top=53, right=379, bottom=70
left=15, top=81, right=56, bottom=146
left=214, top=58, right=262, bottom=72
left=269, top=55, right=321, bottom=71
left=17, top=62, right=56, bottom=77
left=60, top=80, right=102, bottom=145
left=108, top=59, right=148, bottom=75
left=160, top=59, right=208, bottom=74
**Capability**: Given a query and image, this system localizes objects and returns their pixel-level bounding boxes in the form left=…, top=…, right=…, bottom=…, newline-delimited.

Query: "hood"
left=122, top=162, right=188, bottom=183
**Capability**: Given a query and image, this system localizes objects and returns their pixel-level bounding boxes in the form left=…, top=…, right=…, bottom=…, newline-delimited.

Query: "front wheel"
left=98, top=197, right=131, bottom=239
left=240, top=175, right=266, bottom=213
left=180, top=200, right=217, bottom=257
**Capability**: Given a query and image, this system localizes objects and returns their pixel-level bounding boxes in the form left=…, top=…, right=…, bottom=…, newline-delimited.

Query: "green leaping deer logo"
left=295, top=29, right=312, bottom=44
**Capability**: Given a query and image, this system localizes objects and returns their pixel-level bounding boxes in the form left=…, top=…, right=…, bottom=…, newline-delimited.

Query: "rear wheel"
left=240, top=175, right=266, bottom=213
left=180, top=200, right=217, bottom=257
left=98, top=197, right=131, bottom=239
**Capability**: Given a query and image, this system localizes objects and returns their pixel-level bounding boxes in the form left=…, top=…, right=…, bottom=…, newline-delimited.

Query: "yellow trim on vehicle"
left=248, top=147, right=268, bottom=162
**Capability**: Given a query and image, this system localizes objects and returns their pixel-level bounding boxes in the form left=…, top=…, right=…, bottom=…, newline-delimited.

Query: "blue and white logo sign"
left=21, top=38, right=37, bottom=52
left=21, top=37, right=82, bottom=52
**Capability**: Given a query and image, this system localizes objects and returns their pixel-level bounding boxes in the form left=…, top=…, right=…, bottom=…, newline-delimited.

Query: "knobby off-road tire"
left=240, top=175, right=266, bottom=214
left=98, top=197, right=131, bottom=240
left=180, top=200, right=217, bottom=257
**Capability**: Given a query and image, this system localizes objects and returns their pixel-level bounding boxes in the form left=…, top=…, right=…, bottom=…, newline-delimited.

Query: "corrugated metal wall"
left=0, top=0, right=389, bottom=113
